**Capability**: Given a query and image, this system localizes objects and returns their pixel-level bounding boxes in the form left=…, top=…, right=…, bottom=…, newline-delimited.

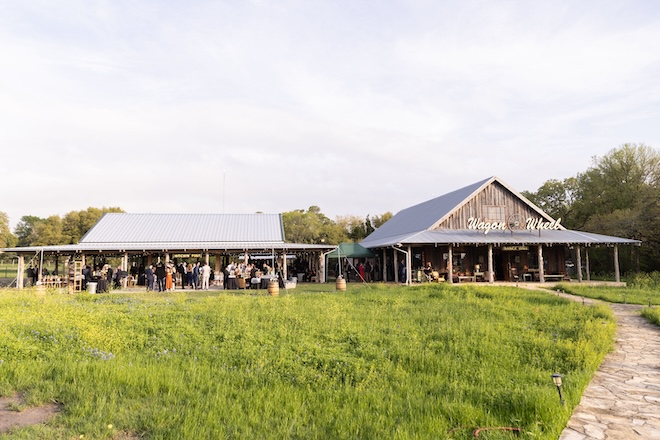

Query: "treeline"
left=521, top=143, right=660, bottom=273
left=0, top=207, right=125, bottom=248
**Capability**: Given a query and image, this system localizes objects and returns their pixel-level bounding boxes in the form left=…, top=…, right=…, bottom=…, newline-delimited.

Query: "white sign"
left=466, top=218, right=507, bottom=234
left=467, top=217, right=562, bottom=234
left=526, top=218, right=562, bottom=231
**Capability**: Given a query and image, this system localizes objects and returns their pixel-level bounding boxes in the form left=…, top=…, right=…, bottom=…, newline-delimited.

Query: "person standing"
left=155, top=263, right=166, bottom=292
left=201, top=262, right=211, bottom=290
left=365, top=260, right=372, bottom=283
left=192, top=262, right=200, bottom=290
left=145, top=265, right=155, bottom=291
left=165, top=264, right=173, bottom=291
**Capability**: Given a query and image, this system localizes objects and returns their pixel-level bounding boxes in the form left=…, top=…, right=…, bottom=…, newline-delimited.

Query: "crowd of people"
left=144, top=261, right=213, bottom=292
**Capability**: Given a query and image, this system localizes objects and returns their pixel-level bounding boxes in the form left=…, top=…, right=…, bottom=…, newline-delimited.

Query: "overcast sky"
left=1, top=0, right=659, bottom=229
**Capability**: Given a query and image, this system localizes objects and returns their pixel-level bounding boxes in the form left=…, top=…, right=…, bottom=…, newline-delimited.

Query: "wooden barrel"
left=336, top=277, right=346, bottom=292
left=267, top=279, right=279, bottom=296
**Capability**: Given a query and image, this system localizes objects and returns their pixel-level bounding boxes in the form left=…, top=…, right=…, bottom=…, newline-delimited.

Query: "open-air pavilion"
left=2, top=213, right=335, bottom=290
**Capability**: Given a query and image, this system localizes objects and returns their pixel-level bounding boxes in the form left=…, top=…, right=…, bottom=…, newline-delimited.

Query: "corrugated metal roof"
left=80, top=213, right=285, bottom=244
left=361, top=229, right=641, bottom=248
left=361, top=177, right=493, bottom=246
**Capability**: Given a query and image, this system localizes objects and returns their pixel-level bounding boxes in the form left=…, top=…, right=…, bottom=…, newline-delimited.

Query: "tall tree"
left=14, top=215, right=44, bottom=247
left=0, top=211, right=16, bottom=248
left=282, top=206, right=347, bottom=245
left=525, top=143, right=660, bottom=272
left=31, top=215, right=64, bottom=246
left=62, top=207, right=123, bottom=244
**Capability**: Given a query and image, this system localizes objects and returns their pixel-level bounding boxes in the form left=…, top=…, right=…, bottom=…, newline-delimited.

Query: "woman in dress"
left=165, top=265, right=173, bottom=291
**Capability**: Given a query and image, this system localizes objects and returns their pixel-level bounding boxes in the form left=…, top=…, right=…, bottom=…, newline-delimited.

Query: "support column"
left=394, top=254, right=399, bottom=283
left=123, top=252, right=129, bottom=272
left=382, top=249, right=387, bottom=282
left=487, top=244, right=494, bottom=284
left=585, top=248, right=591, bottom=281
left=282, top=251, right=288, bottom=280
left=576, top=246, right=583, bottom=282
left=448, top=246, right=453, bottom=284
left=17, top=255, right=24, bottom=289
left=406, top=246, right=412, bottom=286
left=538, top=245, right=545, bottom=283
left=614, top=245, right=620, bottom=283
left=318, top=252, right=325, bottom=283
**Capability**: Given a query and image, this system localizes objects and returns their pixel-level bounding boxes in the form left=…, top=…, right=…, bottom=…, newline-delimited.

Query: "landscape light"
left=552, top=373, right=565, bottom=405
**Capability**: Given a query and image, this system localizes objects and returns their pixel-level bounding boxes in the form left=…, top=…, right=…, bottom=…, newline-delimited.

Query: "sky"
left=1, top=0, right=659, bottom=229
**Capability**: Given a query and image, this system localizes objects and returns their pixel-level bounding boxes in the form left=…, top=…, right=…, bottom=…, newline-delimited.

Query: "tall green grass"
left=554, top=283, right=660, bottom=306
left=0, top=284, right=614, bottom=439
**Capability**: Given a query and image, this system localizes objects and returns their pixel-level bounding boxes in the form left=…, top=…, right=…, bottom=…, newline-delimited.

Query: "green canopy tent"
left=326, top=243, right=375, bottom=282
left=326, top=243, right=375, bottom=259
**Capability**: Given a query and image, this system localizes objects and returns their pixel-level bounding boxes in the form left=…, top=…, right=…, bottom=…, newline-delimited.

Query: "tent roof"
left=327, top=242, right=375, bottom=258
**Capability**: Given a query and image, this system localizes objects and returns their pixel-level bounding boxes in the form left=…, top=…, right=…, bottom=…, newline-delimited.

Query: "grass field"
left=553, top=282, right=660, bottom=306
left=0, top=283, right=615, bottom=439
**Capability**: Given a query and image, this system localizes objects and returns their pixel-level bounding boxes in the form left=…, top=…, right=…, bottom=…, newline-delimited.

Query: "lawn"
left=0, top=283, right=615, bottom=439
left=553, top=282, right=660, bottom=306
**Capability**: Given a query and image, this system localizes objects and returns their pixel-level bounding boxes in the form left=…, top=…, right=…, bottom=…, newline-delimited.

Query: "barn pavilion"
left=2, top=213, right=334, bottom=290
left=360, top=176, right=641, bottom=284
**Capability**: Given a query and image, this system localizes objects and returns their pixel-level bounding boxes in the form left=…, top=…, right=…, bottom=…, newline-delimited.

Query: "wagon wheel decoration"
left=507, top=214, right=525, bottom=232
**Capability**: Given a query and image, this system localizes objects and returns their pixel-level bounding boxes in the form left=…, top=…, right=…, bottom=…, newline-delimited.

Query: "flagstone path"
left=554, top=294, right=660, bottom=439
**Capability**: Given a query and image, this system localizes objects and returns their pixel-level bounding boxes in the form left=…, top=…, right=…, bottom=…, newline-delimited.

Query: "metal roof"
left=80, top=213, right=285, bottom=244
left=361, top=228, right=640, bottom=248
left=0, top=213, right=337, bottom=255
left=361, top=176, right=640, bottom=249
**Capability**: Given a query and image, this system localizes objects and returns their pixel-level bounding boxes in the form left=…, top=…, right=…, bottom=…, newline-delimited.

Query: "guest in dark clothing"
left=155, top=263, right=166, bottom=292
left=145, top=265, right=155, bottom=291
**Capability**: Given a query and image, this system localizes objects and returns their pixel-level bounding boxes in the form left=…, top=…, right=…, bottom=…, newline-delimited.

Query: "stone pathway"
left=557, top=297, right=660, bottom=439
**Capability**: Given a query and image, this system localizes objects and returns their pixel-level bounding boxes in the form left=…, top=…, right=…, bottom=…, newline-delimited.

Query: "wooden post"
left=614, top=245, right=620, bottom=283
left=406, top=246, right=412, bottom=286
left=448, top=246, right=453, bottom=284
left=17, top=255, right=24, bottom=289
left=585, top=248, right=590, bottom=281
left=487, top=244, right=494, bottom=283
left=394, top=253, right=399, bottom=283
left=382, top=249, right=387, bottom=282
left=538, top=245, right=545, bottom=283
left=576, top=246, right=583, bottom=282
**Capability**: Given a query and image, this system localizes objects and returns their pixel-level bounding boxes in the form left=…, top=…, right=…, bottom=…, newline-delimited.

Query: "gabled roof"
left=362, top=177, right=493, bottom=246
left=361, top=176, right=639, bottom=248
left=80, top=213, right=285, bottom=244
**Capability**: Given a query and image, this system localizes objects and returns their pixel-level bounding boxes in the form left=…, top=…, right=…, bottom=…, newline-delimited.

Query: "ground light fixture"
left=552, top=373, right=565, bottom=405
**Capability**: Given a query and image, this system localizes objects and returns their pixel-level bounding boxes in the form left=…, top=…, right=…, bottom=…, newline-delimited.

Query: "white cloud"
left=1, top=0, right=659, bottom=229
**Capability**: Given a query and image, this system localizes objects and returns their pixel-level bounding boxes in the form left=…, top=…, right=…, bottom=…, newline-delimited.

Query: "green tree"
left=282, top=206, right=347, bottom=245
left=521, top=178, right=578, bottom=226
left=31, top=215, right=64, bottom=246
left=14, top=215, right=44, bottom=247
left=0, top=211, right=17, bottom=248
left=371, top=212, right=393, bottom=229
left=62, top=207, right=123, bottom=244
left=525, top=143, right=660, bottom=272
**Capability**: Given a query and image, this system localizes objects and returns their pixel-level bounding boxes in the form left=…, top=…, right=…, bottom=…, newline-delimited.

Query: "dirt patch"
left=0, top=394, right=61, bottom=434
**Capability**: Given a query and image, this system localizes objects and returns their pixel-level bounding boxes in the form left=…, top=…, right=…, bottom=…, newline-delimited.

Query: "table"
left=458, top=275, right=476, bottom=283
left=226, top=277, right=238, bottom=290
